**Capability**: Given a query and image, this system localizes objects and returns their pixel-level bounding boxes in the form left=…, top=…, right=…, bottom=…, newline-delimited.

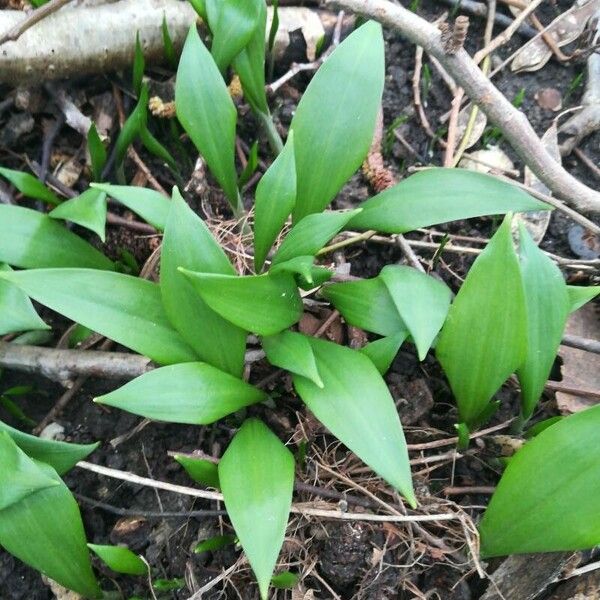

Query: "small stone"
left=535, top=88, right=562, bottom=111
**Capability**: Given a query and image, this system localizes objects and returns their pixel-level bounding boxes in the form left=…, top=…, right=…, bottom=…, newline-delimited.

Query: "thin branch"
left=325, top=0, right=600, bottom=214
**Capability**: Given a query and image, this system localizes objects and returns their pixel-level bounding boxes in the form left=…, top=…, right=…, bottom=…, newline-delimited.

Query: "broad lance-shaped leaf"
left=0, top=461, right=101, bottom=598
left=291, top=21, right=384, bottom=221
left=219, top=419, right=295, bottom=600
left=49, top=188, right=107, bottom=241
left=0, top=167, right=60, bottom=205
left=360, top=332, right=407, bottom=375
left=262, top=331, right=323, bottom=387
left=349, top=168, right=550, bottom=234
left=181, top=270, right=303, bottom=336
left=0, top=205, right=113, bottom=270
left=293, top=337, right=415, bottom=507
left=379, top=265, right=452, bottom=361
left=0, top=419, right=98, bottom=475
left=272, top=209, right=361, bottom=266
left=0, top=269, right=197, bottom=365
left=175, top=454, right=220, bottom=488
left=567, top=285, right=600, bottom=313
left=436, top=215, right=528, bottom=427
left=0, top=432, right=58, bottom=510
left=91, top=183, right=170, bottom=230
left=480, top=404, right=600, bottom=557
left=88, top=544, right=147, bottom=575
left=96, top=363, right=267, bottom=424
left=161, top=189, right=247, bottom=377
left=0, top=264, right=48, bottom=335
left=254, top=132, right=296, bottom=271
left=322, top=277, right=408, bottom=337
left=176, top=26, right=240, bottom=211
left=517, top=223, right=570, bottom=420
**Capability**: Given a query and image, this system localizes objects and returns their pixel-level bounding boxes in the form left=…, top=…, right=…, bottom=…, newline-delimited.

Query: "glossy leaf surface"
left=96, top=363, right=267, bottom=424
left=175, top=454, right=220, bottom=488
left=219, top=419, right=295, bottom=600
left=359, top=332, right=407, bottom=375
left=0, top=167, right=60, bottom=205
left=436, top=216, right=528, bottom=426
left=88, top=544, right=147, bottom=575
left=0, top=268, right=196, bottom=365
left=49, top=188, right=107, bottom=241
left=293, top=337, right=415, bottom=506
left=350, top=168, right=550, bottom=233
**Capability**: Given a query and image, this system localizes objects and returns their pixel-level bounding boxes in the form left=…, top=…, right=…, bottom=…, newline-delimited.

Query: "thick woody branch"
left=325, top=0, right=600, bottom=214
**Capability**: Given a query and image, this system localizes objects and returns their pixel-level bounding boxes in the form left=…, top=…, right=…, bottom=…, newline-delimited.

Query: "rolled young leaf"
left=0, top=419, right=98, bottom=475
left=0, top=264, right=48, bottom=335
left=88, top=544, right=147, bottom=575
left=95, top=362, right=267, bottom=424
left=291, top=21, right=385, bottom=221
left=91, top=183, right=170, bottom=230
left=271, top=209, right=361, bottom=266
left=254, top=132, right=296, bottom=271
left=0, top=268, right=197, bottom=365
left=436, top=215, right=528, bottom=427
left=0, top=461, right=102, bottom=598
left=293, top=337, right=415, bottom=507
left=262, top=331, right=323, bottom=387
left=219, top=419, right=295, bottom=600
left=322, top=276, right=408, bottom=337
left=380, top=265, right=452, bottom=361
left=0, top=205, right=113, bottom=270
left=49, top=188, right=108, bottom=242
left=480, top=404, right=600, bottom=556
left=176, top=26, right=240, bottom=211
left=161, top=189, right=247, bottom=377
left=517, top=223, right=570, bottom=420
left=87, top=123, right=107, bottom=182
left=181, top=270, right=303, bottom=336
left=349, top=168, right=550, bottom=233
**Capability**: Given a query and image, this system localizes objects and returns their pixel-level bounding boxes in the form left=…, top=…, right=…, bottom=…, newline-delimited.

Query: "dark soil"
left=1, top=0, right=599, bottom=598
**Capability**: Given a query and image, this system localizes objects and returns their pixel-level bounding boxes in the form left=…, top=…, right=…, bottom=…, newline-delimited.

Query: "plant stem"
left=257, top=109, right=284, bottom=155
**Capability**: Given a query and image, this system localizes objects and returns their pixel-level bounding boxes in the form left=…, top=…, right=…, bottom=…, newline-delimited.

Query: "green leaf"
left=0, top=206, right=113, bottom=270
left=95, top=363, right=267, bottom=424
left=238, top=141, right=259, bottom=188
left=517, top=224, right=570, bottom=420
left=133, top=32, right=145, bottom=96
left=379, top=265, right=452, bottom=361
left=88, top=544, right=147, bottom=575
left=233, top=0, right=269, bottom=114
left=0, top=268, right=197, bottom=365
left=208, top=0, right=262, bottom=72
left=524, top=416, right=562, bottom=438
left=194, top=534, right=235, bottom=553
left=262, top=331, right=323, bottom=387
left=0, top=264, right=48, bottom=335
left=291, top=21, right=385, bottom=221
left=0, top=432, right=59, bottom=510
left=181, top=270, right=303, bottom=336
left=175, top=454, right=220, bottom=488
left=480, top=404, right=600, bottom=556
left=436, top=215, right=528, bottom=427
left=161, top=189, right=247, bottom=376
left=0, top=167, right=60, bottom=206
left=91, top=183, right=170, bottom=230
left=359, top=332, right=407, bottom=375
left=254, top=132, right=297, bottom=271
left=87, top=123, right=107, bottom=182
left=162, top=15, right=178, bottom=69
left=0, top=420, right=97, bottom=475
left=567, top=285, right=600, bottom=313
left=271, top=571, right=299, bottom=589
left=293, top=337, right=415, bottom=506
left=176, top=26, right=240, bottom=211
left=49, top=189, right=108, bottom=241
left=0, top=461, right=101, bottom=598
left=115, top=84, right=149, bottom=166
left=153, top=578, right=186, bottom=591
left=350, top=168, right=551, bottom=233
left=219, top=418, right=295, bottom=600
left=139, top=127, right=177, bottom=170
left=272, top=209, right=361, bottom=266
left=188, top=0, right=206, bottom=19
left=322, top=277, right=408, bottom=337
